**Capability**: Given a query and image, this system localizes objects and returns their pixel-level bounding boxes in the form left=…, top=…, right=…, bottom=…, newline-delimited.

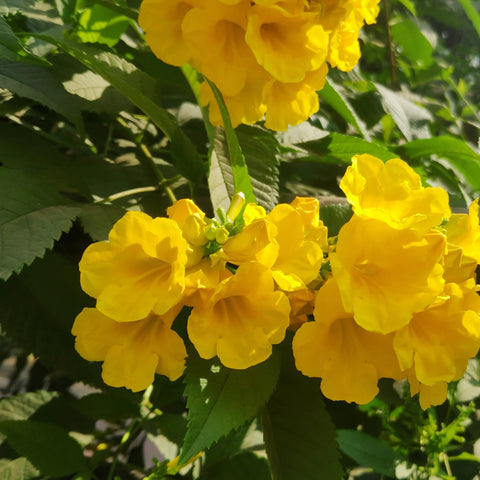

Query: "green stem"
left=384, top=0, right=397, bottom=88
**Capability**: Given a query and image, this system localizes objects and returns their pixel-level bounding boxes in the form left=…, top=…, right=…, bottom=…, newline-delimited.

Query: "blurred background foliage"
left=0, top=0, right=480, bottom=478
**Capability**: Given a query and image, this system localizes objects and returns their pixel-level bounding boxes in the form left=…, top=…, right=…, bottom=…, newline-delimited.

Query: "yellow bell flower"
left=330, top=216, right=445, bottom=334
left=340, top=154, right=451, bottom=233
left=293, top=279, right=402, bottom=404
left=72, top=306, right=187, bottom=391
left=187, top=262, right=290, bottom=369
left=79, top=211, right=188, bottom=322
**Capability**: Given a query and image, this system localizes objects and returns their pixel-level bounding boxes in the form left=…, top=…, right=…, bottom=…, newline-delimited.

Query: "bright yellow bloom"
left=72, top=306, right=187, bottom=391
left=445, top=199, right=480, bottom=263
left=407, top=373, right=449, bottom=410
left=79, top=211, right=188, bottom=322
left=293, top=279, right=402, bottom=404
left=340, top=154, right=451, bottom=232
left=394, top=282, right=480, bottom=387
left=330, top=216, right=445, bottom=334
left=285, top=287, right=315, bottom=330
left=187, top=262, right=290, bottom=369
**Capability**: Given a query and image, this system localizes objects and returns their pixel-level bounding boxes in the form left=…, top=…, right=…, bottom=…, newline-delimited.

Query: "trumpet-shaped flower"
left=330, top=216, right=445, bottom=333
left=340, top=154, right=451, bottom=232
left=72, top=306, right=187, bottom=391
left=79, top=211, right=188, bottom=322
left=293, top=279, right=402, bottom=404
left=187, top=262, right=290, bottom=369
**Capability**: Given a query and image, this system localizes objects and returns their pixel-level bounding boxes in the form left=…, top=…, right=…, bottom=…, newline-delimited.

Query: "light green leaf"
left=336, top=429, right=404, bottom=477
left=0, top=391, right=58, bottom=422
left=392, top=19, right=433, bottom=67
left=0, top=0, right=29, bottom=16
left=301, top=132, right=397, bottom=164
left=0, top=168, right=79, bottom=280
left=0, top=420, right=89, bottom=478
left=456, top=0, right=480, bottom=38
left=262, top=341, right=342, bottom=480
left=397, top=0, right=416, bottom=15
left=318, top=79, right=370, bottom=139
left=77, top=4, right=130, bottom=47
left=396, top=136, right=480, bottom=192
left=0, top=61, right=83, bottom=133
left=0, top=457, right=39, bottom=480
left=179, top=350, right=280, bottom=464
left=206, top=79, right=256, bottom=204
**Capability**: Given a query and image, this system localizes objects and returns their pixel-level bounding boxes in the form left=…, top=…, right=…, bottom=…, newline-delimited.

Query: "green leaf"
left=396, top=136, right=480, bottom=192
left=179, top=350, right=281, bottom=464
left=0, top=168, right=79, bottom=280
left=456, top=0, right=480, bottom=39
left=0, top=61, right=84, bottom=133
left=74, top=391, right=140, bottom=422
left=46, top=38, right=204, bottom=184
left=336, top=429, right=404, bottom=477
left=0, top=0, right=29, bottom=16
left=391, top=19, right=434, bottom=67
left=301, top=132, right=398, bottom=164
left=0, top=17, right=46, bottom=65
left=318, top=79, right=370, bottom=139
left=0, top=391, right=58, bottom=422
left=237, top=125, right=279, bottom=212
left=320, top=201, right=353, bottom=237
left=0, top=457, right=39, bottom=480
left=78, top=204, right=125, bottom=241
left=206, top=80, right=256, bottom=204
left=200, top=452, right=271, bottom=480
left=262, top=339, right=342, bottom=480
left=397, top=0, right=416, bottom=15
left=76, top=4, right=130, bottom=47
left=0, top=251, right=102, bottom=387
left=0, top=420, right=89, bottom=478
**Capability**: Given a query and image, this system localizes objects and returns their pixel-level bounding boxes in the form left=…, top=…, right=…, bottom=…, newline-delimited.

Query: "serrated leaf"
left=0, top=420, right=89, bottom=478
left=0, top=457, right=39, bottom=480
left=318, top=79, right=370, bottom=139
left=320, top=202, right=353, bottom=237
left=396, top=136, right=480, bottom=192
left=262, top=340, right=342, bottom=480
left=0, top=391, right=58, bottom=422
left=0, top=168, right=79, bottom=280
left=336, top=429, right=404, bottom=477
left=179, top=350, right=281, bottom=464
left=0, top=61, right=83, bottom=133
left=301, top=132, right=397, bottom=164
left=200, top=452, right=271, bottom=480
left=0, top=250, right=102, bottom=387
left=206, top=80, right=255, bottom=204
left=78, top=204, right=125, bottom=241
left=237, top=125, right=279, bottom=212
left=44, top=37, right=204, bottom=184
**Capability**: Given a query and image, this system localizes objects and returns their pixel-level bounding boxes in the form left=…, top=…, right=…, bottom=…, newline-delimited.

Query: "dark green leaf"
left=0, top=420, right=89, bottom=477
left=206, top=80, right=256, bottom=204
left=74, top=391, right=140, bottom=422
left=262, top=340, right=342, bottom=480
left=200, top=452, right=271, bottom=480
left=320, top=202, right=353, bottom=237
left=0, top=391, right=58, bottom=422
left=336, top=429, right=404, bottom=477
left=0, top=168, right=79, bottom=280
left=301, top=132, right=397, bottom=164
left=78, top=204, right=125, bottom=241
left=179, top=350, right=280, bottom=464
left=0, top=61, right=83, bottom=133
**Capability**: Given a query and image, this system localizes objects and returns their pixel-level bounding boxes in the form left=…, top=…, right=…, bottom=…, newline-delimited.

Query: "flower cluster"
left=72, top=154, right=480, bottom=409
left=73, top=194, right=329, bottom=391
left=293, top=154, right=480, bottom=408
left=138, top=0, right=380, bottom=131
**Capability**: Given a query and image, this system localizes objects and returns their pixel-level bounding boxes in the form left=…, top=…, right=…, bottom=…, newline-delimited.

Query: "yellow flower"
left=340, top=154, right=451, bottom=232
left=407, top=373, right=449, bottom=410
left=293, top=279, right=402, bottom=404
left=330, top=216, right=445, bottom=333
left=187, top=262, right=290, bottom=369
left=445, top=199, right=480, bottom=263
left=245, top=5, right=329, bottom=83
left=394, top=283, right=480, bottom=388
left=72, top=306, right=187, bottom=391
left=284, top=287, right=315, bottom=330
left=79, top=211, right=188, bottom=322
left=138, top=0, right=198, bottom=66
